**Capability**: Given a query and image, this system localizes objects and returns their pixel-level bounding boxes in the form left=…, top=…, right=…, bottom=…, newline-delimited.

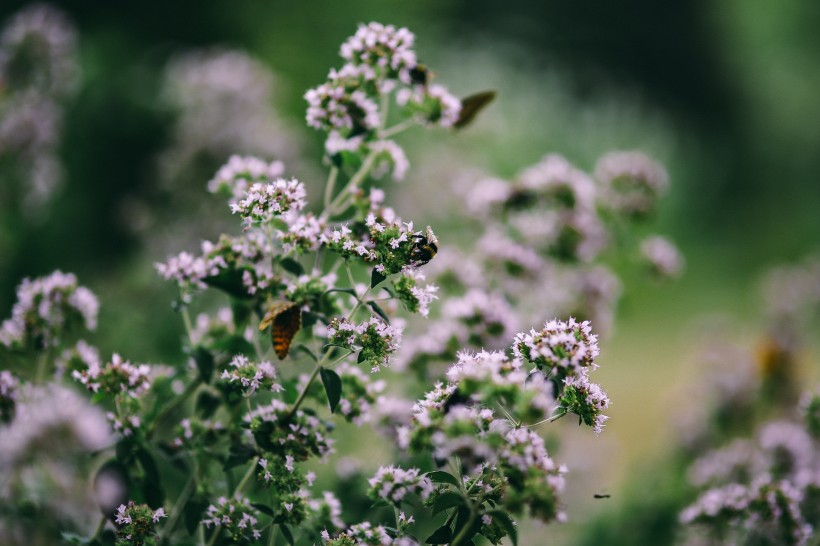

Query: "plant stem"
left=449, top=507, right=477, bottom=546
left=379, top=118, right=416, bottom=139
left=147, top=377, right=202, bottom=439
left=158, top=473, right=197, bottom=545
left=92, top=514, right=108, bottom=540
left=234, top=456, right=260, bottom=495
left=323, top=166, right=339, bottom=211
left=285, top=364, right=322, bottom=419
left=325, top=149, right=379, bottom=217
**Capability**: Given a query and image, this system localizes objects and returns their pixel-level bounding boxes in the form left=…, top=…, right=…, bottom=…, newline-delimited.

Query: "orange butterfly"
left=259, top=302, right=301, bottom=360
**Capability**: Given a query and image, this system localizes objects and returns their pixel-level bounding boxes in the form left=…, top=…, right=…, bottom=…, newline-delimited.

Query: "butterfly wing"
left=267, top=302, right=301, bottom=360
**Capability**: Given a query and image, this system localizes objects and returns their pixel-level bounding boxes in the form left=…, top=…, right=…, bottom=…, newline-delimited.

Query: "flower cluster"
left=0, top=370, right=19, bottom=423
left=327, top=316, right=402, bottom=371
left=201, top=496, right=262, bottom=543
left=366, top=466, right=434, bottom=505
left=594, top=150, right=669, bottom=219
left=321, top=522, right=400, bottom=546
left=0, top=3, right=79, bottom=211
left=72, top=353, right=152, bottom=397
left=640, top=235, right=684, bottom=280
left=158, top=48, right=297, bottom=188
left=392, top=270, right=438, bottom=317
left=332, top=362, right=386, bottom=425
left=305, top=22, right=460, bottom=159
left=513, top=317, right=600, bottom=379
left=230, top=177, right=307, bottom=229
left=0, top=270, right=98, bottom=350
left=114, top=501, right=167, bottom=546
left=245, top=399, right=334, bottom=460
left=220, top=354, right=282, bottom=397
left=208, top=154, right=287, bottom=201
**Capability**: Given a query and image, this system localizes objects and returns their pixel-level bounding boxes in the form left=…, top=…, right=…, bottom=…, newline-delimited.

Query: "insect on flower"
left=410, top=226, right=438, bottom=267
left=259, top=301, right=302, bottom=359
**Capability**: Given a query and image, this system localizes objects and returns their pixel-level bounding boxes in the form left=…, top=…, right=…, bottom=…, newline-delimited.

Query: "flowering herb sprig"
left=1, top=20, right=633, bottom=546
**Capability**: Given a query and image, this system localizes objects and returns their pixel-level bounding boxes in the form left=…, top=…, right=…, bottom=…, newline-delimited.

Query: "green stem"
left=234, top=456, right=260, bottom=496
left=181, top=306, right=195, bottom=344
left=285, top=364, right=322, bottom=419
left=323, top=166, right=339, bottom=211
left=146, top=378, right=202, bottom=439
left=92, top=514, right=108, bottom=540
left=379, top=118, right=416, bottom=139
left=325, top=149, right=379, bottom=216
left=449, top=507, right=477, bottom=546
left=267, top=523, right=278, bottom=546
left=158, top=473, right=197, bottom=545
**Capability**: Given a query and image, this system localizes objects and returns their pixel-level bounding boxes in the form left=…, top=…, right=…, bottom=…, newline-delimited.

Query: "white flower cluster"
left=0, top=270, right=99, bottom=349
left=72, top=353, right=152, bottom=398
left=680, top=477, right=811, bottom=546
left=594, top=150, right=669, bottom=218
left=562, top=374, right=611, bottom=434
left=320, top=521, right=395, bottom=546
left=334, top=362, right=387, bottom=426
left=513, top=317, right=600, bottom=378
left=115, top=503, right=166, bottom=525
left=230, top=177, right=307, bottom=229
left=640, top=235, right=684, bottom=279
left=220, top=355, right=282, bottom=396
left=367, top=465, right=434, bottom=505
left=305, top=22, right=461, bottom=159
left=327, top=317, right=403, bottom=372
left=155, top=232, right=273, bottom=296
left=245, top=399, right=334, bottom=459
left=201, top=496, right=262, bottom=542
left=158, top=48, right=297, bottom=187
left=207, top=154, right=286, bottom=201
left=0, top=4, right=79, bottom=211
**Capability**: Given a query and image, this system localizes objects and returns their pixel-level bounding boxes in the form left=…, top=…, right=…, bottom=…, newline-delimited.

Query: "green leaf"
left=195, top=390, right=222, bottom=418
left=432, top=491, right=463, bottom=515
left=135, top=447, right=165, bottom=507
left=367, top=300, right=390, bottom=323
left=452, top=506, right=481, bottom=544
left=184, top=495, right=209, bottom=535
left=454, top=90, right=497, bottom=130
left=191, top=346, right=214, bottom=383
left=320, top=368, right=343, bottom=413
left=371, top=268, right=387, bottom=288
left=279, top=257, right=304, bottom=276
left=425, top=525, right=453, bottom=544
left=281, top=525, right=296, bottom=546
left=426, top=470, right=461, bottom=487
left=61, top=532, right=92, bottom=544
left=251, top=503, right=274, bottom=517
left=204, top=269, right=253, bottom=299
left=487, top=510, right=518, bottom=546
left=91, top=391, right=107, bottom=404
left=357, top=350, right=367, bottom=364
left=323, top=287, right=357, bottom=296
left=223, top=442, right=256, bottom=471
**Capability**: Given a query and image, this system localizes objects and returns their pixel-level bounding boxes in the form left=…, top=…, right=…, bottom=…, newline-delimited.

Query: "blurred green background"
left=1, top=0, right=819, bottom=543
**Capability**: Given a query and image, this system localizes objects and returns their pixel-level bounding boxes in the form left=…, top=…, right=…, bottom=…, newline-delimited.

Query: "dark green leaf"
left=426, top=471, right=461, bottom=487
left=367, top=301, right=390, bottom=323
left=357, top=350, right=367, bottom=364
left=251, top=503, right=274, bottom=517
left=91, top=391, right=107, bottom=404
left=454, top=90, right=497, bottom=129
left=453, top=506, right=481, bottom=544
left=323, top=287, right=357, bottom=296
left=371, top=268, right=387, bottom=288
left=192, top=346, right=214, bottom=383
left=425, top=525, right=453, bottom=544
left=195, top=390, right=222, bottom=418
left=281, top=525, right=296, bottom=546
left=320, top=368, right=343, bottom=413
left=115, top=439, right=133, bottom=463
left=487, top=510, right=518, bottom=546
left=223, top=442, right=256, bottom=471
left=204, top=269, right=253, bottom=299
left=301, top=311, right=321, bottom=329
left=432, top=491, right=463, bottom=515
left=230, top=299, right=254, bottom=329
left=135, top=447, right=164, bottom=507
left=184, top=495, right=209, bottom=535
left=61, top=532, right=92, bottom=544
left=279, top=257, right=304, bottom=276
